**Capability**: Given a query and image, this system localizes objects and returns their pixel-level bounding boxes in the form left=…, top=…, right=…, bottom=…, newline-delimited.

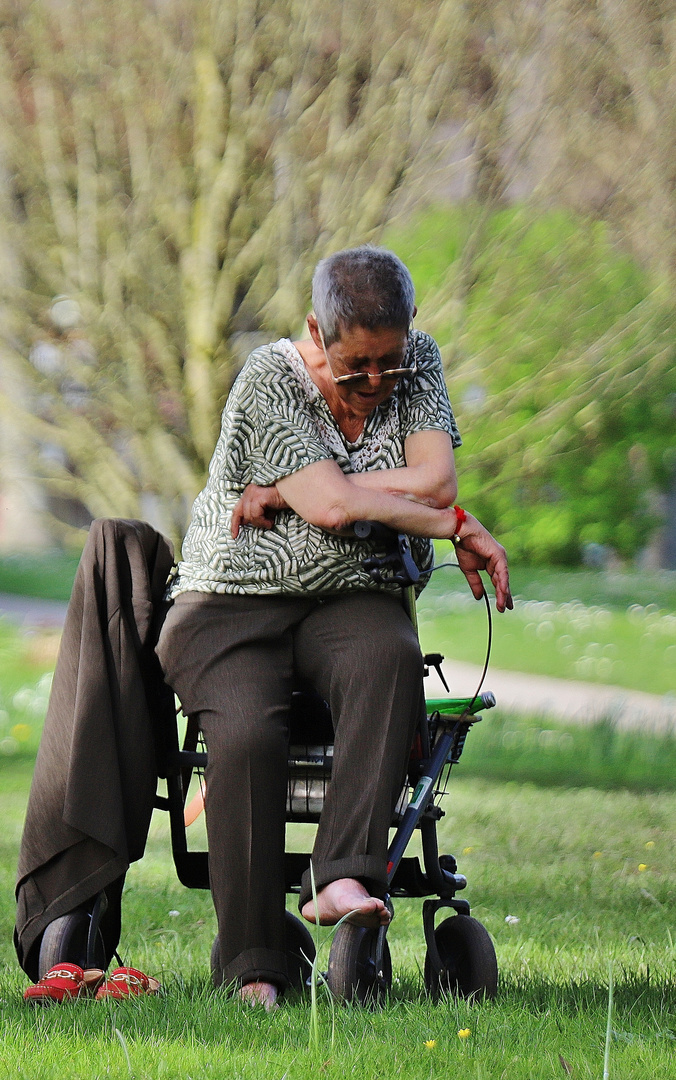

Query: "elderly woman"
left=156, top=246, right=511, bottom=1009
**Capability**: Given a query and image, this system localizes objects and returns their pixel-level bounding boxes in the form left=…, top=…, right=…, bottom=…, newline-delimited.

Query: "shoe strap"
left=110, top=968, right=148, bottom=989
left=44, top=967, right=82, bottom=982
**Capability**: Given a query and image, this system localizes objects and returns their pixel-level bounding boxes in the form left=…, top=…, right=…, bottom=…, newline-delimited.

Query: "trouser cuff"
left=298, top=856, right=388, bottom=911
left=220, top=948, right=289, bottom=993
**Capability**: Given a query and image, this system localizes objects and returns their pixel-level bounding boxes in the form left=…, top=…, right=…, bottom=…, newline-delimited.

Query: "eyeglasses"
left=317, top=324, right=417, bottom=386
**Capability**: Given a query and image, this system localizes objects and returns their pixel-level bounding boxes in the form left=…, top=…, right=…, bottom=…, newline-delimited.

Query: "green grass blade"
left=603, top=961, right=614, bottom=1080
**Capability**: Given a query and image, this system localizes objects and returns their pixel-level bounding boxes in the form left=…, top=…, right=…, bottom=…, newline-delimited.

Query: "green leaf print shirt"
left=170, top=330, right=461, bottom=597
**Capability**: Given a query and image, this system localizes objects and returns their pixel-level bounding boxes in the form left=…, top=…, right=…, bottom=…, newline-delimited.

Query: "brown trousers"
left=155, top=590, right=423, bottom=991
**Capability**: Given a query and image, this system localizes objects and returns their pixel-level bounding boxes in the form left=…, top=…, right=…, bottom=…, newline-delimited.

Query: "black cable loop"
left=356, top=525, right=494, bottom=738
left=470, top=587, right=492, bottom=708
left=417, top=561, right=493, bottom=809
left=418, top=560, right=493, bottom=708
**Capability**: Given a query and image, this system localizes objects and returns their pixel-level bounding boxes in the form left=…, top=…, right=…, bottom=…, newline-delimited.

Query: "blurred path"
left=2, top=591, right=675, bottom=732
left=0, top=591, right=68, bottom=629
left=426, top=659, right=676, bottom=733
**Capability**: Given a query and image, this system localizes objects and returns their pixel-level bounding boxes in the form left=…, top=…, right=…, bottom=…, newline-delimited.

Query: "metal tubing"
left=86, top=890, right=108, bottom=969
left=386, top=723, right=456, bottom=886
left=167, top=772, right=189, bottom=856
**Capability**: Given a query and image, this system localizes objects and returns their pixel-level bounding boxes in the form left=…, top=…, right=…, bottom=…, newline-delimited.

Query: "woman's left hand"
left=452, top=513, right=513, bottom=613
left=231, top=484, right=289, bottom=538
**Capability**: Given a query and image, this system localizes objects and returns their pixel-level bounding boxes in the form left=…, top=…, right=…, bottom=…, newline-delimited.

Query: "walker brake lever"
left=423, top=653, right=449, bottom=692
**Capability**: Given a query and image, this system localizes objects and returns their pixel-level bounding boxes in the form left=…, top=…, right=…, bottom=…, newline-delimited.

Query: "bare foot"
left=301, top=878, right=390, bottom=928
left=238, top=981, right=279, bottom=1011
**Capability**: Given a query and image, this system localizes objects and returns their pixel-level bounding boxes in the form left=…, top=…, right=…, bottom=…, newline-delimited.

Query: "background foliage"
left=0, top=0, right=470, bottom=541
left=390, top=206, right=676, bottom=564
left=0, top=0, right=675, bottom=560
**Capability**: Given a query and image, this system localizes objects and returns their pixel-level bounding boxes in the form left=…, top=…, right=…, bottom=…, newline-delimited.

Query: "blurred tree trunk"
left=538, top=0, right=676, bottom=289
left=0, top=0, right=471, bottom=544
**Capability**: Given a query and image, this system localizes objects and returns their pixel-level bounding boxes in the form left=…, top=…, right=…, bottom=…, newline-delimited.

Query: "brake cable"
left=417, top=560, right=493, bottom=710
left=354, top=521, right=494, bottom=709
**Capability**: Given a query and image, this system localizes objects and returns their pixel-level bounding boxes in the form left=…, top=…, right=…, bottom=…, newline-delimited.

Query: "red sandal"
left=95, top=966, right=161, bottom=999
left=23, top=963, right=105, bottom=1004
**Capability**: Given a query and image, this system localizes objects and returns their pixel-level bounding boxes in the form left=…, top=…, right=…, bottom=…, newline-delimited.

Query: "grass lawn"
left=1, top=566, right=676, bottom=1077
left=0, top=551, right=81, bottom=603
left=2, top=756, right=676, bottom=1079
left=0, top=622, right=56, bottom=757
left=417, top=553, right=676, bottom=697
left=1, top=551, right=675, bottom=695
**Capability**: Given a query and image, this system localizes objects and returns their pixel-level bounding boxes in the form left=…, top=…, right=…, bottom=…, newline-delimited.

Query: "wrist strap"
left=452, top=505, right=466, bottom=546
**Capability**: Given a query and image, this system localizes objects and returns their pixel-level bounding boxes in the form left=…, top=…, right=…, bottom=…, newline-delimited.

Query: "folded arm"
left=230, top=431, right=510, bottom=610
left=231, top=430, right=456, bottom=535
left=275, top=458, right=512, bottom=612
left=345, top=430, right=457, bottom=508
left=274, top=457, right=452, bottom=538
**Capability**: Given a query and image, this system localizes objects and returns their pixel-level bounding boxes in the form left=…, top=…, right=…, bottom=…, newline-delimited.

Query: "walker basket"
left=285, top=691, right=494, bottom=824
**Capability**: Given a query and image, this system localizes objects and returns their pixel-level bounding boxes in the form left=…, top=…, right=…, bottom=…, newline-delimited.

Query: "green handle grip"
left=425, top=691, right=496, bottom=716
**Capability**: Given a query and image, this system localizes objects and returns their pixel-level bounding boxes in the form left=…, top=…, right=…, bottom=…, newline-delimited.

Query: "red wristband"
left=452, top=505, right=466, bottom=545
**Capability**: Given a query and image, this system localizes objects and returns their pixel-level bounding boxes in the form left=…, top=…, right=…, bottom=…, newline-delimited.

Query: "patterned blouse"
left=170, top=330, right=461, bottom=597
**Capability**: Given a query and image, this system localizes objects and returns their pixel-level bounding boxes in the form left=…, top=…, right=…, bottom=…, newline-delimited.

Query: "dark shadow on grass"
left=498, top=971, right=676, bottom=1015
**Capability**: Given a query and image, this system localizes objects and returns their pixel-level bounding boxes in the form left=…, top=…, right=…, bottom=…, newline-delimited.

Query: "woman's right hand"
left=231, top=484, right=289, bottom=538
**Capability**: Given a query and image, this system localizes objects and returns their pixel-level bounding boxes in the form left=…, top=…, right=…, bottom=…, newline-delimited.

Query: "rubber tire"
left=283, top=912, right=316, bottom=992
left=424, top=915, right=498, bottom=1001
left=211, top=911, right=316, bottom=992
left=327, top=923, right=392, bottom=1005
left=38, top=910, right=107, bottom=979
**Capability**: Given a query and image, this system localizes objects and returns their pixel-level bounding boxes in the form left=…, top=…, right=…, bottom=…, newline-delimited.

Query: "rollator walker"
left=37, top=523, right=499, bottom=1004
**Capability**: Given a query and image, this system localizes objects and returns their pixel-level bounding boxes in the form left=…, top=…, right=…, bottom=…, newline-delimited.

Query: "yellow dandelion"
left=593, top=851, right=602, bottom=859
left=645, top=841, right=655, bottom=849
left=462, top=847, right=474, bottom=856
left=424, top=1040, right=437, bottom=1050
left=458, top=1028, right=471, bottom=1039
left=10, top=724, right=31, bottom=742
left=638, top=863, right=648, bottom=872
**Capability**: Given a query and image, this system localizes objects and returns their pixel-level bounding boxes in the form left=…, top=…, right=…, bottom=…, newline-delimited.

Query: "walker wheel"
left=38, top=910, right=107, bottom=979
left=327, top=923, right=392, bottom=1004
left=283, top=912, right=316, bottom=991
left=424, top=915, right=497, bottom=1000
left=210, top=911, right=316, bottom=992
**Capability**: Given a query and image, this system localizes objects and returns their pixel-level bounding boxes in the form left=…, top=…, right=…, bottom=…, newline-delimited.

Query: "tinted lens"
left=335, top=371, right=370, bottom=385
left=335, top=365, right=413, bottom=385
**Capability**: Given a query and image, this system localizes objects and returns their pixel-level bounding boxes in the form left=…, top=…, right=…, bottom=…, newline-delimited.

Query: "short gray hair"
left=312, top=246, right=415, bottom=346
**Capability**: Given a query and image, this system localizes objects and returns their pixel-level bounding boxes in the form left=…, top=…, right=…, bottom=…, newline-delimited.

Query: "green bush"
left=387, top=206, right=676, bottom=565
